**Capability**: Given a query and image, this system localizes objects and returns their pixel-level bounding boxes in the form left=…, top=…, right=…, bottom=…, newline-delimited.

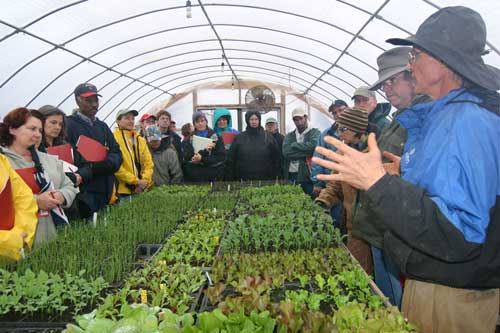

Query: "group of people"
left=0, top=5, right=499, bottom=332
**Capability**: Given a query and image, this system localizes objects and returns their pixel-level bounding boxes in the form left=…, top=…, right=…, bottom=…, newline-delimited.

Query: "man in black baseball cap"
left=65, top=83, right=122, bottom=219
left=74, top=83, right=102, bottom=99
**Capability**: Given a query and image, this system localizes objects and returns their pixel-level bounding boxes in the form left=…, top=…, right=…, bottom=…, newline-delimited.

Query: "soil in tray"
left=1, top=309, right=77, bottom=324
left=0, top=321, right=67, bottom=333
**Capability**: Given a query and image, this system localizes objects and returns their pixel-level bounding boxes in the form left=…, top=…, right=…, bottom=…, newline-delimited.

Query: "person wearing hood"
left=113, top=109, right=154, bottom=197
left=212, top=108, right=239, bottom=150
left=225, top=111, right=281, bottom=181
left=352, top=86, right=391, bottom=138
left=65, top=83, right=122, bottom=218
left=0, top=151, right=38, bottom=261
left=182, top=111, right=225, bottom=182
left=0, top=108, right=78, bottom=245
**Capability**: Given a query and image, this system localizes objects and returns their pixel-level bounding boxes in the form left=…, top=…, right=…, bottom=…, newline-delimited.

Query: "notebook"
left=76, top=135, right=107, bottom=162
left=47, top=144, right=74, bottom=164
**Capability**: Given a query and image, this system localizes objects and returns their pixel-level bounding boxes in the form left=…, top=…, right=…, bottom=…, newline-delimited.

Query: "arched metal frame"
left=102, top=66, right=336, bottom=122
left=0, top=1, right=498, bottom=122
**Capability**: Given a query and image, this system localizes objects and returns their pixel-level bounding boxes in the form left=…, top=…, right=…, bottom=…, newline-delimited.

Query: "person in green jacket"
left=282, top=108, right=321, bottom=197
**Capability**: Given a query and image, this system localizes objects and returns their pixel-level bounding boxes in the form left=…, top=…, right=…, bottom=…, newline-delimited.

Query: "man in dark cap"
left=65, top=83, right=122, bottom=218
left=351, top=47, right=431, bottom=309
left=328, top=99, right=348, bottom=121
left=313, top=6, right=500, bottom=332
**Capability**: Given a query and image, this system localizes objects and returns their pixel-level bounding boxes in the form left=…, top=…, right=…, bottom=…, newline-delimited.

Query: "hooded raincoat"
left=2, top=147, right=78, bottom=246
left=0, top=152, right=38, bottom=261
left=212, top=108, right=239, bottom=150
left=113, top=128, right=154, bottom=195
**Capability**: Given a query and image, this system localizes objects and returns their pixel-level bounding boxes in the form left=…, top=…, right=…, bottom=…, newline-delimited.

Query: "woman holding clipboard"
left=181, top=111, right=225, bottom=182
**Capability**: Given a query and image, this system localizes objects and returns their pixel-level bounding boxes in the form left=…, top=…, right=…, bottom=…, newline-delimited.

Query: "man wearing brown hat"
left=351, top=47, right=431, bottom=309
left=313, top=6, right=500, bottom=332
left=66, top=83, right=122, bottom=218
left=351, top=86, right=391, bottom=138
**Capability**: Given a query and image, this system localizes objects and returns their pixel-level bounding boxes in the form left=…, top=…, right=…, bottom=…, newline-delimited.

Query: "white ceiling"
left=1, top=0, right=499, bottom=124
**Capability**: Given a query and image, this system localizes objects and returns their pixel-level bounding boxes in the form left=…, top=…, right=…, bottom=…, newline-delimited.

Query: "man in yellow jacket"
left=0, top=151, right=38, bottom=261
left=113, top=109, right=154, bottom=197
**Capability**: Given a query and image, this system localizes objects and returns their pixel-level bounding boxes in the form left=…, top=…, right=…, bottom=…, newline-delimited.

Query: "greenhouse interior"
left=0, top=1, right=499, bottom=332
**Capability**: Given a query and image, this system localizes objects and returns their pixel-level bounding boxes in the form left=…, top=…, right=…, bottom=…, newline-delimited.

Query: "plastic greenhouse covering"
left=1, top=0, right=499, bottom=131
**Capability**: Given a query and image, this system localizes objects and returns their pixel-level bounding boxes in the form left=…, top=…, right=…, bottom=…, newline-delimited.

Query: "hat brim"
left=386, top=36, right=416, bottom=46
left=140, top=115, right=156, bottom=122
left=387, top=36, right=500, bottom=91
left=79, top=92, right=102, bottom=98
left=369, top=66, right=409, bottom=91
left=116, top=110, right=139, bottom=120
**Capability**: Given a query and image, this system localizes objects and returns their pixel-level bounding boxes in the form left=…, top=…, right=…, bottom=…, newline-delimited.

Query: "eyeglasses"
left=408, top=49, right=423, bottom=65
left=338, top=126, right=350, bottom=133
left=380, top=72, right=407, bottom=92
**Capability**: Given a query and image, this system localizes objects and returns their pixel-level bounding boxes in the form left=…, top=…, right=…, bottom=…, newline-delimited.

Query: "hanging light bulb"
left=231, top=76, right=234, bottom=90
left=221, top=54, right=225, bottom=73
left=186, top=0, right=192, bottom=18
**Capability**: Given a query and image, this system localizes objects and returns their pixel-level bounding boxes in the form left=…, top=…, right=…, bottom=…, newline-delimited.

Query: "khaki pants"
left=402, top=279, right=499, bottom=333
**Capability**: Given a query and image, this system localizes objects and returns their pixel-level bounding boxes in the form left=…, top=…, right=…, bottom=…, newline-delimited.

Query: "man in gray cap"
left=351, top=47, right=431, bottom=309
left=313, top=6, right=500, bottom=332
left=264, top=117, right=284, bottom=150
left=351, top=86, right=391, bottom=138
left=282, top=107, right=320, bottom=196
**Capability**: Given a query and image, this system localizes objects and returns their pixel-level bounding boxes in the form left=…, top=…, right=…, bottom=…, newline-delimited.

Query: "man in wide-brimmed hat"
left=313, top=6, right=500, bottom=332
left=350, top=47, right=431, bottom=310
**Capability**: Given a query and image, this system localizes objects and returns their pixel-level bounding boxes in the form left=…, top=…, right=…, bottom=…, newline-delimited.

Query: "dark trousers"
left=288, top=172, right=313, bottom=198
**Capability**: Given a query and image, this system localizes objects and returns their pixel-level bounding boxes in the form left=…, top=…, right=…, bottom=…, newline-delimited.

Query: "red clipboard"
left=0, top=179, right=15, bottom=230
left=15, top=167, right=40, bottom=194
left=47, top=144, right=74, bottom=164
left=76, top=135, right=107, bottom=162
left=221, top=132, right=237, bottom=146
